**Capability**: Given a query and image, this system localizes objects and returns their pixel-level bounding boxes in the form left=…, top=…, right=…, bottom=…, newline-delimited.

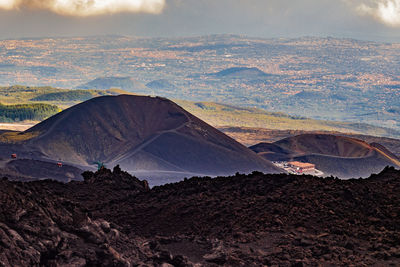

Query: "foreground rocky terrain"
left=1, top=166, right=400, bottom=266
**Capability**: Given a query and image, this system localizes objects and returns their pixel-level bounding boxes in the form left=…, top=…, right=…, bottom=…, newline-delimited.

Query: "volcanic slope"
left=23, top=95, right=279, bottom=178
left=251, top=134, right=400, bottom=178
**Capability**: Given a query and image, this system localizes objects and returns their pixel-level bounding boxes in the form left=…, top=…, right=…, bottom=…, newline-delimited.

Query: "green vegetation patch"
left=31, top=90, right=96, bottom=102
left=175, top=100, right=400, bottom=138
left=0, top=103, right=60, bottom=122
left=0, top=85, right=130, bottom=106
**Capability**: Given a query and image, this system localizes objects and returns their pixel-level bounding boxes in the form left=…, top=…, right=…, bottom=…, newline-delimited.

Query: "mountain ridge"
left=250, top=133, right=400, bottom=178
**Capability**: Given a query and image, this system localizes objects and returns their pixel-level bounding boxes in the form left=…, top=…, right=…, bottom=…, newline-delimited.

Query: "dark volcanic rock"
left=1, top=166, right=400, bottom=266
left=6, top=159, right=83, bottom=182
left=0, top=178, right=151, bottom=266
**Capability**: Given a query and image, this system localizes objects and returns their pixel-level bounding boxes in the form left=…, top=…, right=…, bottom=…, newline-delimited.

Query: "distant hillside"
left=176, top=100, right=400, bottom=139
left=29, top=89, right=127, bottom=102
left=31, top=90, right=96, bottom=102
left=146, top=79, right=176, bottom=90
left=0, top=86, right=399, bottom=140
left=77, top=77, right=148, bottom=92
left=250, top=134, right=400, bottom=178
left=211, top=67, right=271, bottom=79
left=0, top=86, right=70, bottom=105
left=5, top=95, right=280, bottom=181
left=0, top=85, right=127, bottom=106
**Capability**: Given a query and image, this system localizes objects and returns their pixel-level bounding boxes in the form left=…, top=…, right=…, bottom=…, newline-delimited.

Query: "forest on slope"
left=0, top=103, right=60, bottom=122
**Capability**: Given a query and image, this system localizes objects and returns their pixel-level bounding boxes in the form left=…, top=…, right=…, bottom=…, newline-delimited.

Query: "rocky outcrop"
left=0, top=178, right=147, bottom=266
left=1, top=166, right=400, bottom=266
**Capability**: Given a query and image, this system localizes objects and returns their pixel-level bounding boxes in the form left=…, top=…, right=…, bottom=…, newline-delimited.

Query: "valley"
left=0, top=36, right=400, bottom=130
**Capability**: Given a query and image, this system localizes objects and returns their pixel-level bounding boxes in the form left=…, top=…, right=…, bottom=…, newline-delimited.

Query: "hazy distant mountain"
left=146, top=79, right=176, bottom=91
left=77, top=77, right=148, bottom=92
left=251, top=134, right=400, bottom=178
left=18, top=95, right=279, bottom=180
left=211, top=67, right=271, bottom=79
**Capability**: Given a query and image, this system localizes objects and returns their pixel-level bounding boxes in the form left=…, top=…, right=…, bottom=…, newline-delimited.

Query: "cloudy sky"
left=0, top=0, right=400, bottom=42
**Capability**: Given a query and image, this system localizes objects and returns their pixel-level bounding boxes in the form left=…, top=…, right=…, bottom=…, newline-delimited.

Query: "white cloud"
left=346, top=0, right=400, bottom=26
left=0, top=0, right=165, bottom=16
left=0, top=0, right=16, bottom=10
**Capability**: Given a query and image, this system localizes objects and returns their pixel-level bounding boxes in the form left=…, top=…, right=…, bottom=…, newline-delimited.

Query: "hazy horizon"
left=1, top=0, right=400, bottom=42
left=1, top=33, right=397, bottom=45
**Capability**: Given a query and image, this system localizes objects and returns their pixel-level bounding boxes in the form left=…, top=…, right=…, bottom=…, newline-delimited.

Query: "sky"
left=0, top=0, right=400, bottom=42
